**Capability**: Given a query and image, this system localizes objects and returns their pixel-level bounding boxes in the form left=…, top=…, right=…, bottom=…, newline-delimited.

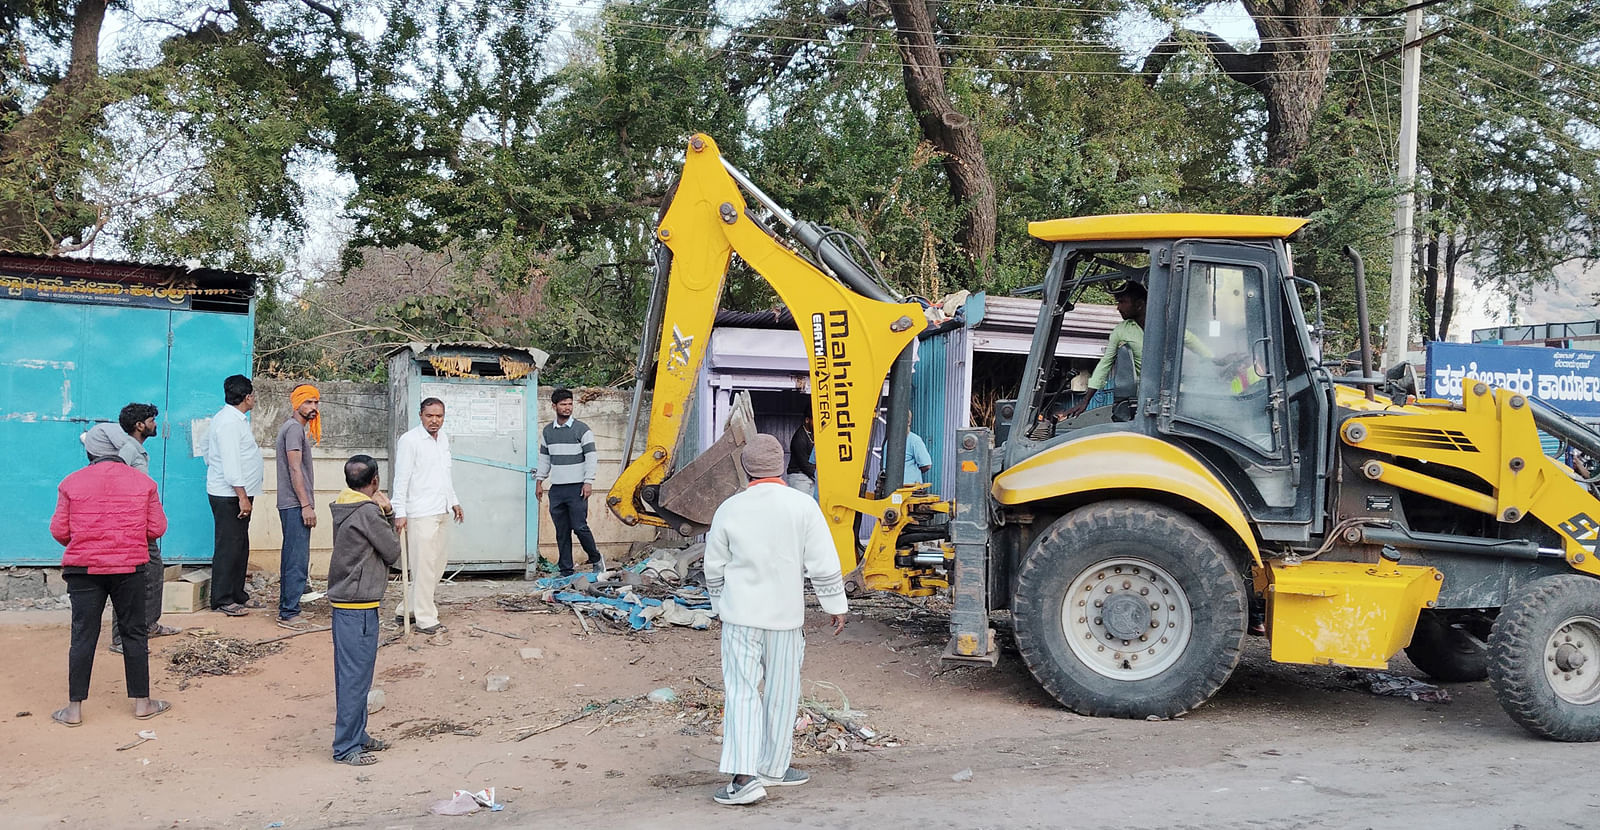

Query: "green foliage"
left=8, top=0, right=1596, bottom=382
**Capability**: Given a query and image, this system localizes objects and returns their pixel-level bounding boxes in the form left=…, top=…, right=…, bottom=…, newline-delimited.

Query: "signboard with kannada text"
left=1426, top=341, right=1600, bottom=420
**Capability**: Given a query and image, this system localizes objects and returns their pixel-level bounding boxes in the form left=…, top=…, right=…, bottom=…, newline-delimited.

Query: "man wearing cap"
left=704, top=433, right=849, bottom=806
left=275, top=384, right=321, bottom=630
left=51, top=424, right=171, bottom=726
left=86, top=404, right=182, bottom=654
left=535, top=388, right=603, bottom=577
left=1061, top=279, right=1150, bottom=420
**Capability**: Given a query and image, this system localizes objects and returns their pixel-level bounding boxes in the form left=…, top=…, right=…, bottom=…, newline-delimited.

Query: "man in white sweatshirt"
left=704, top=433, right=848, bottom=807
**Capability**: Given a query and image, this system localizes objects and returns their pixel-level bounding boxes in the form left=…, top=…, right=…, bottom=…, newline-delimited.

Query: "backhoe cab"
left=614, top=134, right=1600, bottom=742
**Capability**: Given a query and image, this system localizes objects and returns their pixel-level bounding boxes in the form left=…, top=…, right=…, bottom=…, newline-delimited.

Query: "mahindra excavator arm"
left=607, top=134, right=947, bottom=592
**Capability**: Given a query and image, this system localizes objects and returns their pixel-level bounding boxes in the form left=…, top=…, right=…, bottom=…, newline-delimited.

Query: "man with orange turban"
left=275, top=383, right=322, bottom=629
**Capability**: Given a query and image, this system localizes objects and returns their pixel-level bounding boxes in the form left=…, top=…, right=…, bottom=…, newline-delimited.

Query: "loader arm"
left=607, top=134, right=940, bottom=586
left=1343, top=383, right=1600, bottom=573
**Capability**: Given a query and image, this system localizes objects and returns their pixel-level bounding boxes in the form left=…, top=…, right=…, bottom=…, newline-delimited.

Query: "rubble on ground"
left=165, top=630, right=286, bottom=689
left=506, top=681, right=900, bottom=753
left=530, top=544, right=715, bottom=632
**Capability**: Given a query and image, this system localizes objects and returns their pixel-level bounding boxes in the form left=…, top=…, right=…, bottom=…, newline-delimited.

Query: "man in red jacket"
left=49, top=447, right=172, bottom=727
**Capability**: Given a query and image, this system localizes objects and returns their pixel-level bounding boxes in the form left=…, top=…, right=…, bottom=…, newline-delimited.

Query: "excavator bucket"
left=655, top=392, right=758, bottom=530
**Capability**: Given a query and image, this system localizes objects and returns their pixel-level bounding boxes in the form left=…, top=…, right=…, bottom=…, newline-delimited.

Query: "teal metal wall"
left=910, top=319, right=973, bottom=498
left=1, top=276, right=254, bottom=566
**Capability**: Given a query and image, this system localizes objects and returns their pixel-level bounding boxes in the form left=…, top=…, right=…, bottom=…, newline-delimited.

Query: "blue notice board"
left=1426, top=341, right=1600, bottom=419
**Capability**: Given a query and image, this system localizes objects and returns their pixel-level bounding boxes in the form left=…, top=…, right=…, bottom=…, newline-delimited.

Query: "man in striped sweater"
left=535, top=388, right=603, bottom=576
left=705, top=433, right=849, bottom=806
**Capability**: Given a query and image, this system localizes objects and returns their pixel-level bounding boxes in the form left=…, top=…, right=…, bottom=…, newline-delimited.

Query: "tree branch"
left=1141, top=29, right=1271, bottom=94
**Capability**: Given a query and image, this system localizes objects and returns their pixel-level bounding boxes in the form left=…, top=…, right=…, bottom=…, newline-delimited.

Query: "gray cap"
left=82, top=422, right=126, bottom=460
left=740, top=434, right=786, bottom=479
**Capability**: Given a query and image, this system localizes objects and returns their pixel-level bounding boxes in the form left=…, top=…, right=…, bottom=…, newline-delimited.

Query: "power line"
left=591, top=12, right=1403, bottom=55
left=1432, top=37, right=1600, bottom=114
left=1427, top=44, right=1600, bottom=129
left=1477, top=3, right=1600, bottom=53
left=1441, top=15, right=1600, bottom=89
left=597, top=29, right=1376, bottom=77
left=1417, top=76, right=1599, bottom=160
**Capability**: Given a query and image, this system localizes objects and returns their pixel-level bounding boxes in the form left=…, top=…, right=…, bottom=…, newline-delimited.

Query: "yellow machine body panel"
left=1262, top=561, right=1443, bottom=668
left=990, top=432, right=1261, bottom=564
left=1342, top=383, right=1600, bottom=575
left=1028, top=213, right=1308, bottom=243
left=607, top=134, right=928, bottom=579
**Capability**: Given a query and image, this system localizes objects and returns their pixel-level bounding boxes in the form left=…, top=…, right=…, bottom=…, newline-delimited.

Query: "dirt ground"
left=3, top=576, right=1596, bottom=830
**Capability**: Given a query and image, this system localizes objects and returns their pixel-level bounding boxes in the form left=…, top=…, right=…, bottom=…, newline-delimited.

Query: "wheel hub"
left=1102, top=593, right=1151, bottom=640
left=1060, top=557, right=1193, bottom=681
left=1555, top=642, right=1587, bottom=673
left=1545, top=616, right=1600, bottom=705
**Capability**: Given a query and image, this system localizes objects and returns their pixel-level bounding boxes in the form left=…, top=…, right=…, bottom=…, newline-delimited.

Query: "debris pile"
left=394, top=717, right=483, bottom=740
left=1351, top=670, right=1451, bottom=703
left=505, top=680, right=899, bottom=753
left=532, top=545, right=715, bottom=632
left=166, top=631, right=285, bottom=689
left=794, top=682, right=900, bottom=753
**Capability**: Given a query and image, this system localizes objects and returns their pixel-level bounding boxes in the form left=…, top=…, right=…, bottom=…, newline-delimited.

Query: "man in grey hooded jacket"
left=326, top=454, right=400, bottom=765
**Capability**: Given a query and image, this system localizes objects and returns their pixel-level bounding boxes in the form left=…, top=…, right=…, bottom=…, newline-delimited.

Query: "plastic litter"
left=951, top=768, right=973, bottom=782
left=1359, top=671, right=1451, bottom=703
left=647, top=687, right=678, bottom=705
left=430, top=787, right=503, bottom=816
left=486, top=675, right=511, bottom=693
left=367, top=688, right=386, bottom=713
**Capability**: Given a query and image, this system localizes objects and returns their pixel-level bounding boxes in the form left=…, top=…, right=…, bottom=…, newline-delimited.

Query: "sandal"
left=151, top=624, right=183, bottom=637
left=336, top=751, right=379, bottom=766
left=51, top=707, right=81, bottom=728
left=214, top=604, right=248, bottom=617
left=134, top=700, right=172, bottom=720
left=364, top=737, right=390, bottom=752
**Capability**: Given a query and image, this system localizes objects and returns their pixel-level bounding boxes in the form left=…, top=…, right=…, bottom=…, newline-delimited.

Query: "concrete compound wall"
left=246, top=380, right=655, bottom=578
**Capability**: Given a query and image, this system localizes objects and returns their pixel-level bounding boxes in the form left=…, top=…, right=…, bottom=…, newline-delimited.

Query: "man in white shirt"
left=704, top=433, right=848, bottom=806
left=390, top=397, right=463, bottom=635
left=202, top=374, right=265, bottom=616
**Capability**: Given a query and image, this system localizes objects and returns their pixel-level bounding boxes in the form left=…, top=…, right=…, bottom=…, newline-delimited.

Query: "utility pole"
left=1384, top=7, right=1423, bottom=369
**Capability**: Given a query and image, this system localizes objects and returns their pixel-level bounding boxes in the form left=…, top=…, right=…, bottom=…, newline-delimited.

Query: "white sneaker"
left=759, top=767, right=810, bottom=787
left=713, top=778, right=767, bottom=805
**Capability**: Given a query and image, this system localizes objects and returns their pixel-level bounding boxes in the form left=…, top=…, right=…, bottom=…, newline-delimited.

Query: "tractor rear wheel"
left=1405, top=611, right=1492, bottom=682
left=1011, top=500, right=1247, bottom=719
left=1488, top=575, right=1600, bottom=741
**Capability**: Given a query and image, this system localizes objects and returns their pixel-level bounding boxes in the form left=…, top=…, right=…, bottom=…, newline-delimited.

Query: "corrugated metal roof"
left=977, top=295, right=1120, bottom=337
left=0, top=249, right=260, bottom=291
left=389, top=341, right=550, bottom=369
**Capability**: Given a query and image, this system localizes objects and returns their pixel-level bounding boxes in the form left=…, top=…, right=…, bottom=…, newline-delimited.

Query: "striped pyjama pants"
left=719, top=622, right=805, bottom=778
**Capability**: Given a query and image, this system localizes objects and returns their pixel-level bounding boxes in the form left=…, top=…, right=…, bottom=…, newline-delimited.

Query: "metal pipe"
left=720, top=157, right=897, bottom=304
left=720, top=157, right=796, bottom=229
left=1529, top=397, right=1600, bottom=462
left=1355, top=525, right=1559, bottom=560
left=619, top=243, right=672, bottom=472
left=1344, top=245, right=1376, bottom=401
left=879, top=346, right=915, bottom=496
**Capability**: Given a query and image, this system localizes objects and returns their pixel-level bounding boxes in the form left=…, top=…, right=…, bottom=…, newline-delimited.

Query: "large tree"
left=1140, top=0, right=1363, bottom=169
left=1407, top=0, right=1600, bottom=339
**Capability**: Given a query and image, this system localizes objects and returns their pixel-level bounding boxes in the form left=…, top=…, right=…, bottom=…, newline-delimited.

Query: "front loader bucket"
left=654, top=392, right=757, bottom=531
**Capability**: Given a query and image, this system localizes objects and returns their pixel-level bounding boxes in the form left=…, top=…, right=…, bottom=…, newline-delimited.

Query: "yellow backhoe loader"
left=610, top=134, right=1600, bottom=741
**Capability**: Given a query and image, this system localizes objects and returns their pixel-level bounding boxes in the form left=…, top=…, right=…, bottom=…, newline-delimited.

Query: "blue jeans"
left=279, top=507, right=313, bottom=619
left=331, top=606, right=378, bottom=760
